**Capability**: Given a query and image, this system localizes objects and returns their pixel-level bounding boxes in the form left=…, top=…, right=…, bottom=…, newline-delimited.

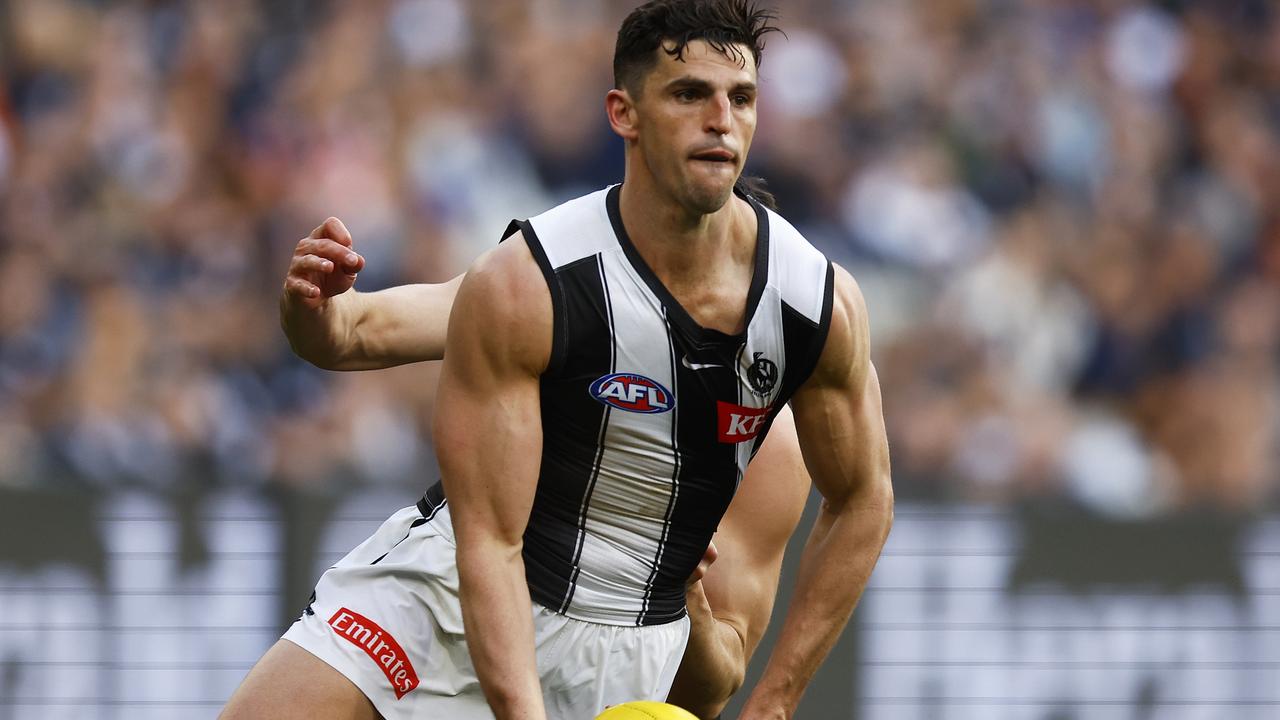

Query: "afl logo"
left=589, top=373, right=675, bottom=414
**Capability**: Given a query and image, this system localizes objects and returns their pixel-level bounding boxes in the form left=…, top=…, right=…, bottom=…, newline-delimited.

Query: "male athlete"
left=222, top=2, right=892, bottom=719
left=259, top=217, right=813, bottom=720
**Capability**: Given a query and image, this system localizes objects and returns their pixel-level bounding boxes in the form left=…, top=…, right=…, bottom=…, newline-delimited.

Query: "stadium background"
left=1, top=0, right=1278, bottom=717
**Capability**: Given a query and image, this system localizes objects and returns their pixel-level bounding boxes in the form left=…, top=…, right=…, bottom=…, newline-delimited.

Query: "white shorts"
left=282, top=501, right=691, bottom=720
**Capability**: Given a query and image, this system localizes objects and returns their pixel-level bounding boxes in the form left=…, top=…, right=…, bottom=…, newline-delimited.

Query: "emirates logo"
left=328, top=608, right=419, bottom=699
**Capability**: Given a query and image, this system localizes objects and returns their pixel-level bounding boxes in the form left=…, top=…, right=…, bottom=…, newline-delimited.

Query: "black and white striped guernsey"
left=428, top=184, right=833, bottom=627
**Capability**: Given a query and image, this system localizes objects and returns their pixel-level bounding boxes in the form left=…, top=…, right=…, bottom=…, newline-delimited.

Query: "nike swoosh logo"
left=682, top=357, right=725, bottom=371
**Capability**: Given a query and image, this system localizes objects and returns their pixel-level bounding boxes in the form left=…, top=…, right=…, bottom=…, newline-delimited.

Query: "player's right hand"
left=283, top=217, right=367, bottom=309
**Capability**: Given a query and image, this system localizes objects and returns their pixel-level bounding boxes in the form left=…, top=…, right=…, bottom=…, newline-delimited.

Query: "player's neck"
left=617, top=177, right=754, bottom=286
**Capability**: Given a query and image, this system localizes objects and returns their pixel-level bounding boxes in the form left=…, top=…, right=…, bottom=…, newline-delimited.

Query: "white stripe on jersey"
left=569, top=249, right=680, bottom=622
left=531, top=188, right=616, bottom=269
left=765, top=207, right=830, bottom=323
left=735, top=293, right=787, bottom=475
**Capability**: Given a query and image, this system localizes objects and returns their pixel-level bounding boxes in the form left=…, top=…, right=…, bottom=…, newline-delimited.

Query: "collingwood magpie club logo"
left=746, top=352, right=778, bottom=396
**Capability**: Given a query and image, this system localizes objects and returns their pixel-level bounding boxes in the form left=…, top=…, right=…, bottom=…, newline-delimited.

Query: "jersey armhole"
left=751, top=262, right=835, bottom=458
left=506, top=218, right=568, bottom=377
left=812, top=261, right=836, bottom=372
left=788, top=261, right=836, bottom=390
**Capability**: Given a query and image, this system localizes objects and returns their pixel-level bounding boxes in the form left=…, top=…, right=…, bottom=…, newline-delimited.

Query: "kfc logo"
left=717, top=401, right=771, bottom=443
left=328, top=608, right=419, bottom=698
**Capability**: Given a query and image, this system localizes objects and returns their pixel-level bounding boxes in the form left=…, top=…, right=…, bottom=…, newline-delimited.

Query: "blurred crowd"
left=0, top=0, right=1277, bottom=516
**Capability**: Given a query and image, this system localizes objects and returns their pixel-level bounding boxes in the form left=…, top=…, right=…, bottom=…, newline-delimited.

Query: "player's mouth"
left=689, top=148, right=737, bottom=166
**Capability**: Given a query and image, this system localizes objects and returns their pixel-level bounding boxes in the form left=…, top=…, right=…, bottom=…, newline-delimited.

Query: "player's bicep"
left=790, top=267, right=891, bottom=509
left=434, top=241, right=550, bottom=546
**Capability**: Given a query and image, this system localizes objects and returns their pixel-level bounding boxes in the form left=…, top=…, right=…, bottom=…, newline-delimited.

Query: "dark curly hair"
left=614, top=1, right=782, bottom=210
left=613, top=0, right=780, bottom=96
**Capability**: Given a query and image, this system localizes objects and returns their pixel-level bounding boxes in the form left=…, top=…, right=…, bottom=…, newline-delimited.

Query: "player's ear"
left=606, top=88, right=639, bottom=142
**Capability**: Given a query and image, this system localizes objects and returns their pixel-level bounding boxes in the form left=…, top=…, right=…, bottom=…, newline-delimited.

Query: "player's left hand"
left=283, top=217, right=366, bottom=310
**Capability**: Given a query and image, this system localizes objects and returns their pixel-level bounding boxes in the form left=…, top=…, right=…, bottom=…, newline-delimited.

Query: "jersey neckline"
left=605, top=183, right=771, bottom=345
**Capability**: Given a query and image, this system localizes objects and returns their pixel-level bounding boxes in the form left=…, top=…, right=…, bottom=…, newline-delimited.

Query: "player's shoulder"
left=829, top=262, right=868, bottom=331
left=451, top=238, right=554, bottom=371
left=760, top=204, right=826, bottom=265
left=759, top=204, right=832, bottom=326
left=755, top=207, right=871, bottom=384
left=801, top=263, right=870, bottom=390
left=524, top=185, right=618, bottom=270
left=462, top=233, right=551, bottom=323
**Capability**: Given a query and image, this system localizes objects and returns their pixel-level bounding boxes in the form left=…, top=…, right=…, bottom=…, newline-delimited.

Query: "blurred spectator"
left=1, top=0, right=1278, bottom=516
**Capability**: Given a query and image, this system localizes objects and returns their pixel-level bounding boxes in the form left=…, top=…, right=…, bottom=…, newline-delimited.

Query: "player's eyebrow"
left=663, top=76, right=757, bottom=95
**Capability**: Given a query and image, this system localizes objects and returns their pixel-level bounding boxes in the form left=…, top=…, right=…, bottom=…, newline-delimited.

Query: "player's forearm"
left=347, top=282, right=456, bottom=366
left=742, top=489, right=892, bottom=716
left=281, top=283, right=454, bottom=370
left=456, top=539, right=547, bottom=720
left=666, top=582, right=746, bottom=719
left=279, top=290, right=366, bottom=370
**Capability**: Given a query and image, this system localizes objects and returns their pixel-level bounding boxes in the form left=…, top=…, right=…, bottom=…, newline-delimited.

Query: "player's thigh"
left=220, top=639, right=380, bottom=720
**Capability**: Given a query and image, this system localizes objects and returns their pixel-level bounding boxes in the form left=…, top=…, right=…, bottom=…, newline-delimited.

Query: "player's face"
left=634, top=40, right=758, bottom=215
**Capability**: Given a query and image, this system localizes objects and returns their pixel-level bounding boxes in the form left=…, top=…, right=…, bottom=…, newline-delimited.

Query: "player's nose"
left=703, top=93, right=732, bottom=135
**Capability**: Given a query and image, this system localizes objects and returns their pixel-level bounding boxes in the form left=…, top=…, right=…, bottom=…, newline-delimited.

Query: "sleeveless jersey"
left=428, top=184, right=833, bottom=626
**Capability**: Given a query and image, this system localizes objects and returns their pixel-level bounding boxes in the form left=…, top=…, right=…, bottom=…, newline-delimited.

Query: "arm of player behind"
left=737, top=266, right=894, bottom=719
left=280, top=217, right=464, bottom=369
left=666, top=408, right=810, bottom=719
left=669, top=579, right=747, bottom=719
left=434, top=235, right=551, bottom=720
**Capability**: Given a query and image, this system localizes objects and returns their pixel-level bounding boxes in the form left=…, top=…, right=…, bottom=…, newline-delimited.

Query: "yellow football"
left=594, top=700, right=701, bottom=719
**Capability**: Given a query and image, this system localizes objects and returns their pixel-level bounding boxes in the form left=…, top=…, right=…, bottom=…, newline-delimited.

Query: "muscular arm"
left=738, top=266, right=894, bottom=719
left=433, top=234, right=551, bottom=720
left=284, top=280, right=462, bottom=369
left=667, top=407, right=810, bottom=719
left=280, top=217, right=462, bottom=369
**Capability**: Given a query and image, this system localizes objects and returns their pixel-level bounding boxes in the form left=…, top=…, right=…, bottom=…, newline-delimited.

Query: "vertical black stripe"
left=557, top=256, right=616, bottom=614
left=777, top=263, right=836, bottom=401
left=514, top=219, right=568, bottom=376
left=733, top=341, right=749, bottom=490
left=521, top=255, right=614, bottom=613
left=638, top=311, right=683, bottom=625
left=639, top=324, right=742, bottom=625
